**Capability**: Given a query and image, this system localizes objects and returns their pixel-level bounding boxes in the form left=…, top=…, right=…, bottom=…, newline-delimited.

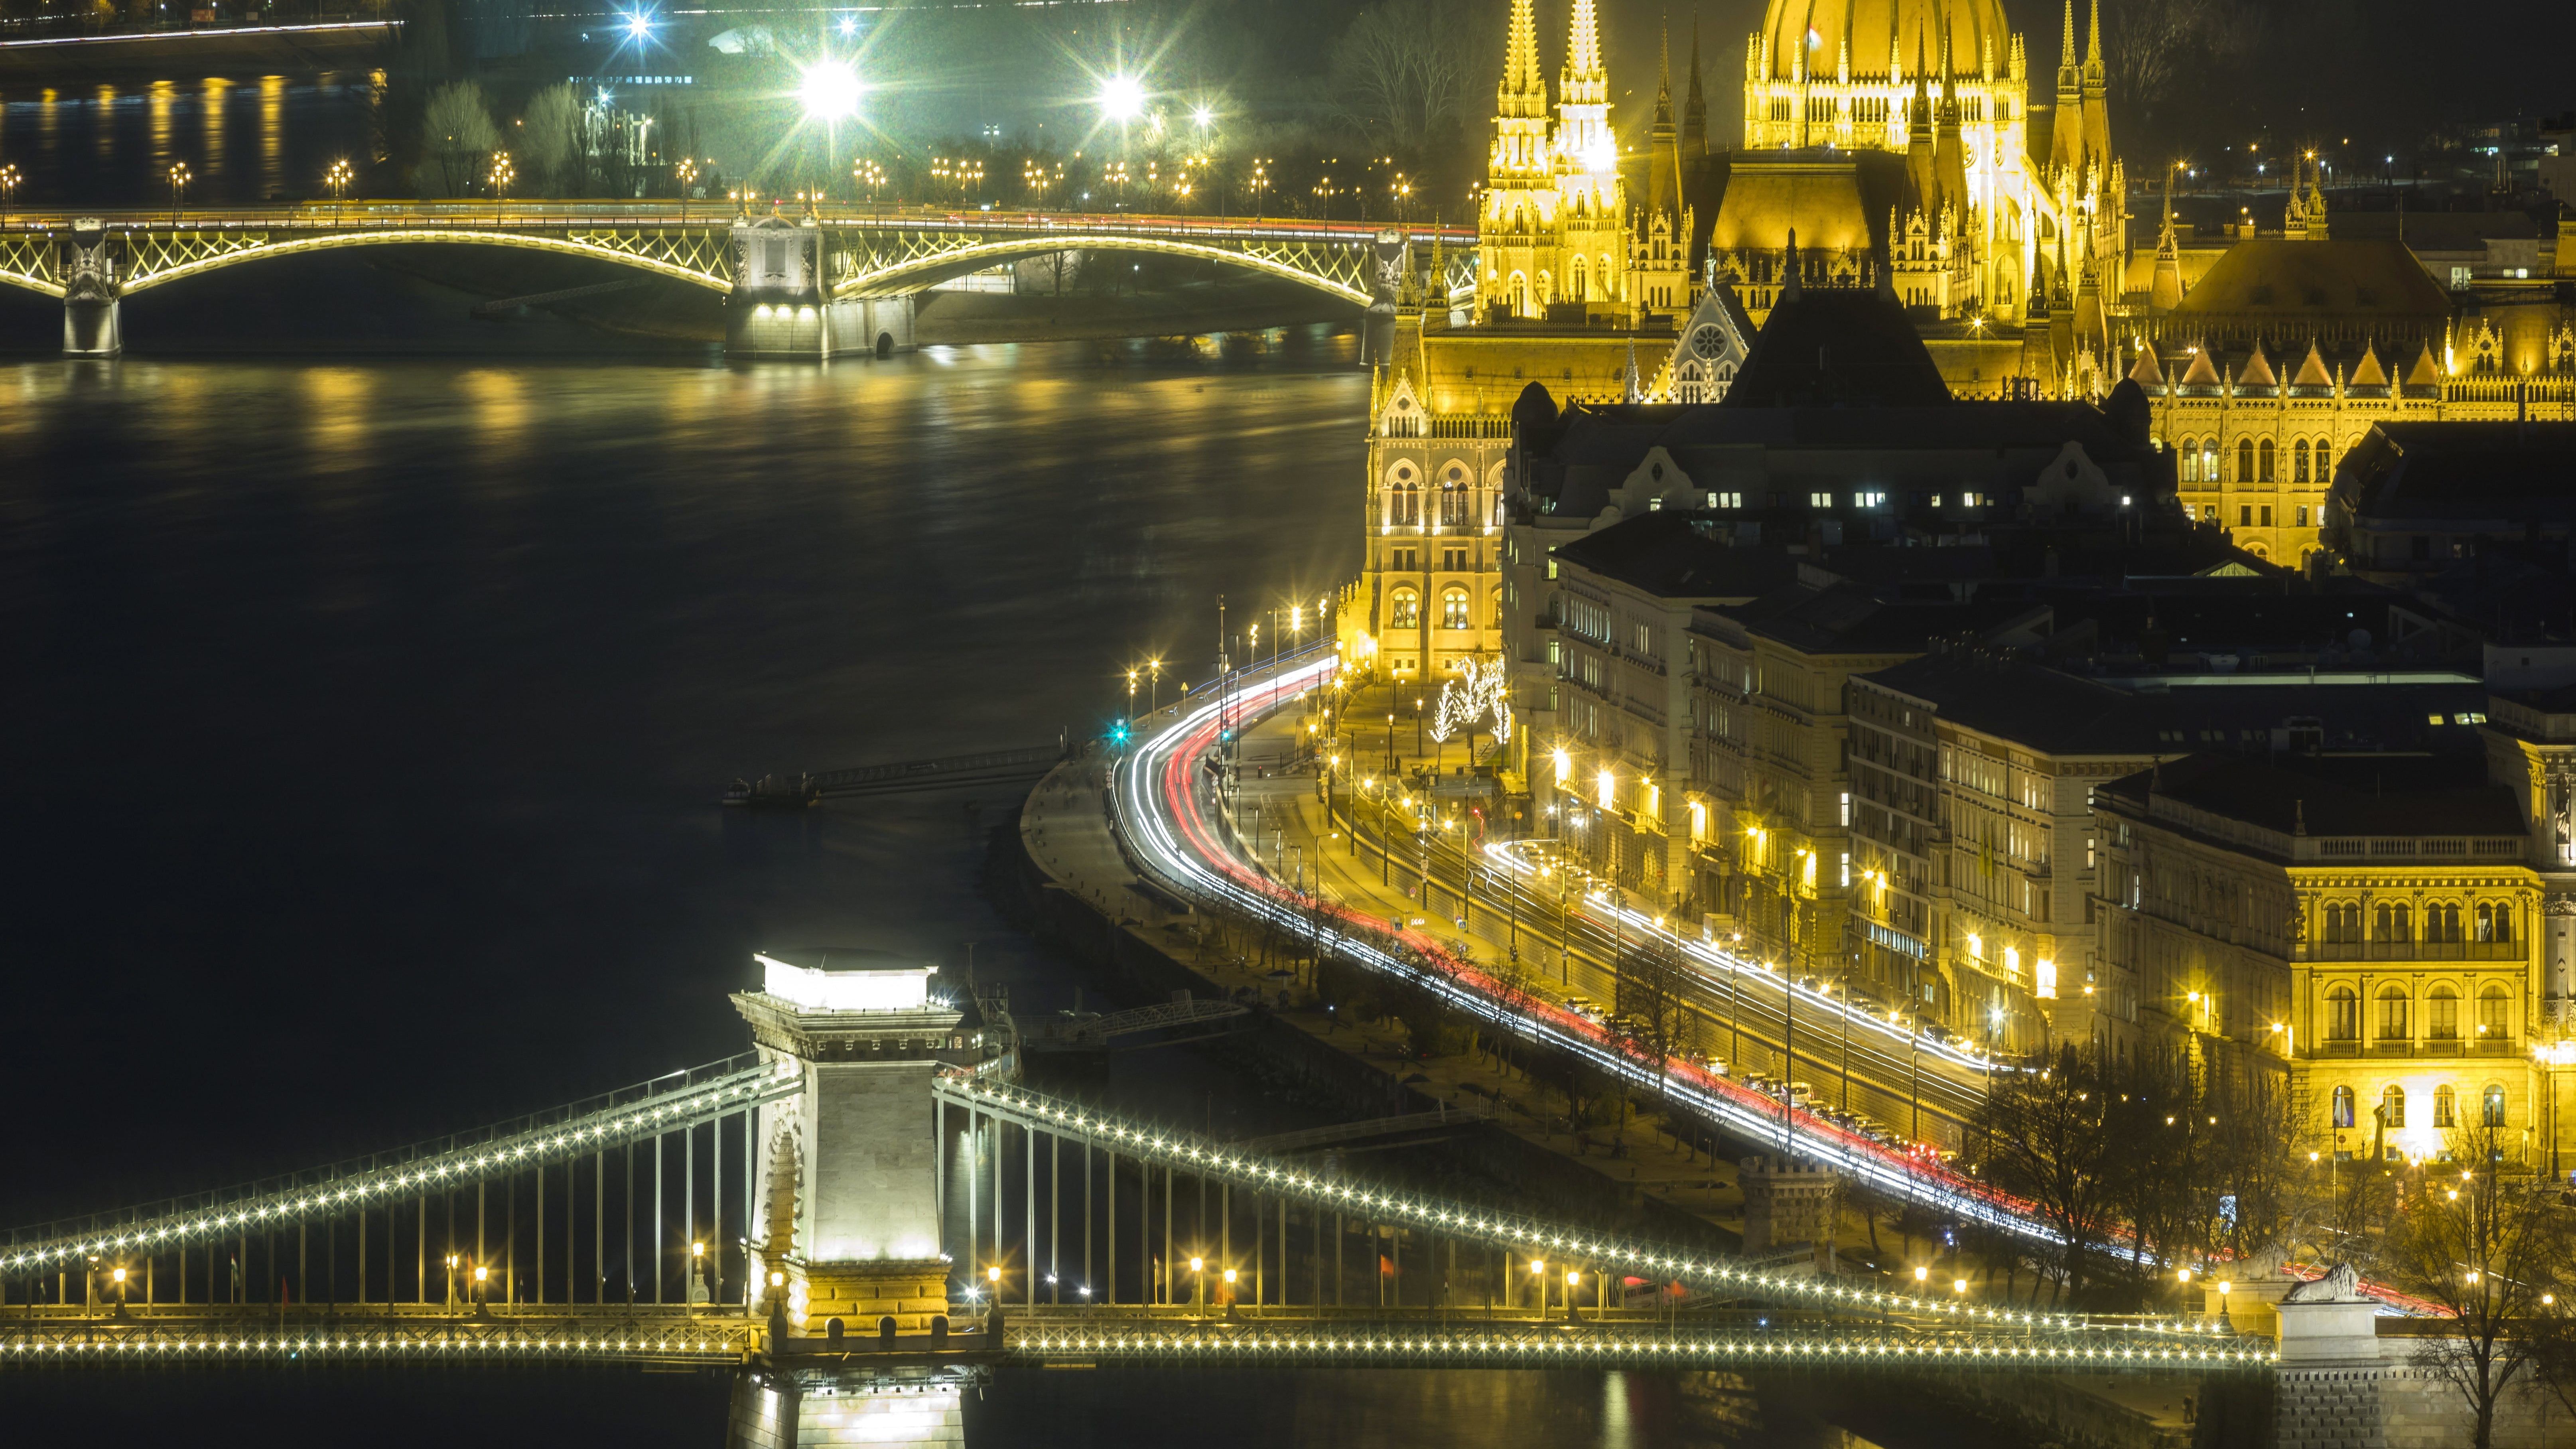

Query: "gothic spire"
left=2085, top=0, right=2103, bottom=73
left=1568, top=0, right=1604, bottom=81
left=1681, top=12, right=1707, bottom=154
left=1500, top=0, right=1545, bottom=116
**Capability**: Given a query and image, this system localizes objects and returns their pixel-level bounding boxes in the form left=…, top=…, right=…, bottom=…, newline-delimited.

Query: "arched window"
left=1387, top=465, right=1421, bottom=526
left=2435, top=1084, right=2458, bottom=1128
left=2202, top=441, right=2219, bottom=482
left=2430, top=902, right=2462, bottom=943
left=1511, top=272, right=1530, bottom=314
left=2332, top=1084, right=2355, bottom=1128
left=2427, top=985, right=2459, bottom=1040
left=1439, top=586, right=1470, bottom=631
left=2381, top=1084, right=2407, bottom=1128
left=2314, top=439, right=2332, bottom=478
left=2326, top=984, right=2359, bottom=1041
left=2376, top=984, right=2410, bottom=1040
left=2375, top=901, right=2411, bottom=942
left=2479, top=985, right=2511, bottom=1040
left=1599, top=254, right=1616, bottom=299
left=1570, top=255, right=1588, bottom=302
left=2294, top=438, right=2310, bottom=483
left=2476, top=901, right=2512, bottom=943
left=1389, top=588, right=1420, bottom=629
left=2323, top=901, right=2360, bottom=942
left=1537, top=271, right=1553, bottom=305
left=1439, top=475, right=1470, bottom=527
left=2484, top=1083, right=2508, bottom=1127
left=2259, top=438, right=2276, bottom=483
left=2237, top=438, right=2255, bottom=482
left=2181, top=441, right=2199, bottom=483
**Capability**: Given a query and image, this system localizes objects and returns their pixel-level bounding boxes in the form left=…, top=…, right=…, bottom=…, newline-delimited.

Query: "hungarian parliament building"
left=1350, top=0, right=2576, bottom=685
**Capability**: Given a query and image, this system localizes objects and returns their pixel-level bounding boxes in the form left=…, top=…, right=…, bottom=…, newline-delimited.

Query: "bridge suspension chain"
left=3, top=1055, right=798, bottom=1279
left=931, top=1074, right=2205, bottom=1343
left=1007, top=1323, right=2276, bottom=1373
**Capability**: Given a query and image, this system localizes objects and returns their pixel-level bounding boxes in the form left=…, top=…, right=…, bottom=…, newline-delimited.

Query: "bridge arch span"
left=834, top=233, right=1373, bottom=307
left=0, top=227, right=733, bottom=300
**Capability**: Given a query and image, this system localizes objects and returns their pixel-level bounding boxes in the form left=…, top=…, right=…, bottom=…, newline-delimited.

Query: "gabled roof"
left=2237, top=340, right=2276, bottom=388
left=2405, top=341, right=2444, bottom=386
left=2349, top=341, right=2388, bottom=388
left=2179, top=346, right=2220, bottom=386
left=2170, top=239, right=2451, bottom=322
left=1549, top=511, right=1801, bottom=601
left=2128, top=347, right=2163, bottom=386
left=2291, top=341, right=2332, bottom=387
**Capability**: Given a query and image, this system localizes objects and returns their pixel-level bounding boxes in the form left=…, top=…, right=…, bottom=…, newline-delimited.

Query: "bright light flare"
left=622, top=11, right=651, bottom=39
left=800, top=60, right=862, bottom=121
left=1099, top=74, right=1145, bottom=122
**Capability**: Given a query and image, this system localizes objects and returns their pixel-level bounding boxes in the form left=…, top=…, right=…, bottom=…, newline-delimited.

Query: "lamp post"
left=1147, top=657, right=1163, bottom=717
left=489, top=152, right=515, bottom=225
left=676, top=158, right=698, bottom=222
left=325, top=159, right=353, bottom=225
left=0, top=163, right=18, bottom=230
left=167, top=161, right=190, bottom=223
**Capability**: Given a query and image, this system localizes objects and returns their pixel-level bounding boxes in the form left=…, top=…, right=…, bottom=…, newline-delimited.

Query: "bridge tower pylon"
left=732, top=950, right=963, bottom=1341
left=726, top=213, right=914, bottom=362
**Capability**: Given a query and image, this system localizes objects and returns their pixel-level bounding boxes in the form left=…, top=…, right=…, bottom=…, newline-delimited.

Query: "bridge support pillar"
left=2275, top=1264, right=2384, bottom=1449
left=1737, top=1155, right=1837, bottom=1270
left=60, top=218, right=124, bottom=357
left=733, top=950, right=963, bottom=1343
left=723, top=214, right=913, bottom=361
left=725, top=1363, right=982, bottom=1449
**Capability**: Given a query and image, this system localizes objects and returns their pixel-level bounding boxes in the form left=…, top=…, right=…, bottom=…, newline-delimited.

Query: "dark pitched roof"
left=2171, top=239, right=2450, bottom=323
left=1721, top=286, right=1952, bottom=409
left=1549, top=512, right=1802, bottom=600
left=1738, top=587, right=2038, bottom=655
left=1863, top=653, right=2485, bottom=756
left=2097, top=751, right=2525, bottom=839
left=2336, top=422, right=2576, bottom=521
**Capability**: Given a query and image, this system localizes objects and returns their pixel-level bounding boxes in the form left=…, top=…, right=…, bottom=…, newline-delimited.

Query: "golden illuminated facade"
left=1479, top=0, right=1633, bottom=321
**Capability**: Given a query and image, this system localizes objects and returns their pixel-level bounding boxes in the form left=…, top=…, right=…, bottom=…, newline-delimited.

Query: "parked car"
left=1562, top=995, right=1603, bottom=1022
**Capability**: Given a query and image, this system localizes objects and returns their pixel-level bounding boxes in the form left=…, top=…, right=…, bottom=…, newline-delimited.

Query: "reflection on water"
left=0, top=71, right=372, bottom=206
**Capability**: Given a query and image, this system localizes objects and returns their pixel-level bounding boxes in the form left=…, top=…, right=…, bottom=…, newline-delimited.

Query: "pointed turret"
left=1556, top=0, right=1613, bottom=175
left=2080, top=0, right=2110, bottom=170
left=1934, top=20, right=1966, bottom=219
left=1649, top=20, right=1677, bottom=221
left=2074, top=244, right=2106, bottom=355
left=2050, top=0, right=2083, bottom=177
left=2306, top=158, right=2330, bottom=240
left=1681, top=14, right=1707, bottom=155
left=1499, top=0, right=1546, bottom=119
left=1905, top=30, right=1939, bottom=221
left=2128, top=347, right=2163, bottom=386
left=2151, top=164, right=2184, bottom=311
left=1623, top=338, right=1644, bottom=403
left=2179, top=345, right=2220, bottom=386
left=1783, top=229, right=1802, bottom=302
left=2351, top=340, right=2389, bottom=388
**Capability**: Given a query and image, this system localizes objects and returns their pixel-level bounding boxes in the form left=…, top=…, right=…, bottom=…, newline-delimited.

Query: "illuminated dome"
left=1756, top=0, right=2016, bottom=82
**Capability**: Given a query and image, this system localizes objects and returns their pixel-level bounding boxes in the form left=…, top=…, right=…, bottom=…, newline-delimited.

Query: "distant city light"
left=1099, top=74, right=1145, bottom=122
left=622, top=11, right=650, bottom=39
left=838, top=15, right=856, bottom=35
left=800, top=60, right=862, bottom=120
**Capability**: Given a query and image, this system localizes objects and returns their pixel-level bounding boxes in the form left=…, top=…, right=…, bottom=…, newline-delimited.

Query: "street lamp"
left=1098, top=74, right=1146, bottom=124
left=800, top=61, right=863, bottom=122
left=167, top=161, right=191, bottom=223
left=2, top=162, right=23, bottom=229
left=488, top=152, right=515, bottom=224
left=676, top=158, right=698, bottom=222
left=325, top=158, right=353, bottom=221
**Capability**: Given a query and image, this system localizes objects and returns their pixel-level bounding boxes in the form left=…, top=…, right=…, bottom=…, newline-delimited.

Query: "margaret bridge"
left=0, top=201, right=1479, bottom=359
left=10, top=648, right=2376, bottom=1449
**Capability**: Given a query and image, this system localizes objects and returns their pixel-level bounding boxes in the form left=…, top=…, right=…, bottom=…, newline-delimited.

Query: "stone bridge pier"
left=60, top=219, right=123, bottom=358
left=726, top=216, right=914, bottom=362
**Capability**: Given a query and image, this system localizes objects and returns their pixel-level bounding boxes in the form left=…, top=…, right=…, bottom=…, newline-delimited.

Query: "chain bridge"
left=0, top=203, right=1478, bottom=359
left=6, top=942, right=2269, bottom=1447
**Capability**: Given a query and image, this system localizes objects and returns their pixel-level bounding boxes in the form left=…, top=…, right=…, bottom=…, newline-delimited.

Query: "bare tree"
left=1328, top=0, right=1495, bottom=159
left=519, top=83, right=586, bottom=198
left=2100, top=0, right=2222, bottom=115
left=422, top=81, right=499, bottom=197
left=2384, top=1122, right=2572, bottom=1449
left=1971, top=1044, right=2124, bottom=1299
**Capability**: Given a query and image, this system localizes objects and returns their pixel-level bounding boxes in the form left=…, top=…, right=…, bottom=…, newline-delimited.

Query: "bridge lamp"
left=1912, top=1266, right=1928, bottom=1284
left=799, top=60, right=863, bottom=122
left=1188, top=1256, right=1204, bottom=1274
left=1098, top=74, right=1145, bottom=123
left=1222, top=1268, right=1237, bottom=1285
left=987, top=1265, right=1002, bottom=1284
left=1190, top=104, right=1213, bottom=131
left=1952, top=1278, right=1968, bottom=1296
left=838, top=14, right=856, bottom=36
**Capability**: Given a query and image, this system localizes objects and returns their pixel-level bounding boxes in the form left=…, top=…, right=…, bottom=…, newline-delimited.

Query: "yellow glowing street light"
left=800, top=60, right=863, bottom=121
left=1188, top=1256, right=1204, bottom=1273
left=988, top=1265, right=1003, bottom=1283
left=1913, top=1266, right=1929, bottom=1284
left=167, top=161, right=191, bottom=221
left=0, top=163, right=20, bottom=229
left=1222, top=1268, right=1238, bottom=1285
left=1952, top=1278, right=1968, bottom=1295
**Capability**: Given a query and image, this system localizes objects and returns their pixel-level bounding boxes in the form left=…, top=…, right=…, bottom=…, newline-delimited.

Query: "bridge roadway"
left=0, top=1302, right=2272, bottom=1376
